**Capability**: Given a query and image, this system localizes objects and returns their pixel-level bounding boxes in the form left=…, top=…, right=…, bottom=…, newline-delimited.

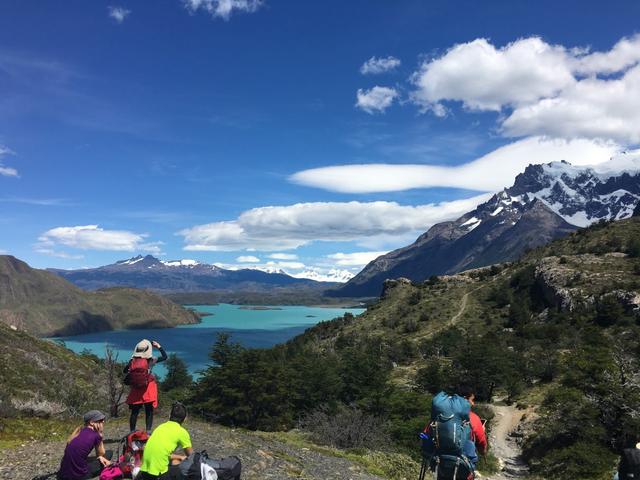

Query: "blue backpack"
left=420, top=391, right=475, bottom=480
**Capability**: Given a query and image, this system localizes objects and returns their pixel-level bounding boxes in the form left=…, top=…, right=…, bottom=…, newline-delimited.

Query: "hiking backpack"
left=619, top=448, right=640, bottom=479
left=126, top=357, right=152, bottom=389
left=420, top=391, right=475, bottom=480
left=119, top=430, right=150, bottom=477
left=180, top=451, right=242, bottom=480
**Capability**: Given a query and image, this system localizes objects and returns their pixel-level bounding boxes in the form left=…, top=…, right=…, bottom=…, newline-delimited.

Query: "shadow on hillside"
left=52, top=311, right=112, bottom=336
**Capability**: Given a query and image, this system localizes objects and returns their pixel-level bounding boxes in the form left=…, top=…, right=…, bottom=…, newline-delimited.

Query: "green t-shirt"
left=140, top=421, right=192, bottom=475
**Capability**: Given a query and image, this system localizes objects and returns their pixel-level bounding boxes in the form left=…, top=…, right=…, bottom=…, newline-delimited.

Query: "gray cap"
left=83, top=410, right=106, bottom=424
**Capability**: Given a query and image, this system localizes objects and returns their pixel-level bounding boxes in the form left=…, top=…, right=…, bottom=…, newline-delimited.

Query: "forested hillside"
left=187, top=217, right=640, bottom=480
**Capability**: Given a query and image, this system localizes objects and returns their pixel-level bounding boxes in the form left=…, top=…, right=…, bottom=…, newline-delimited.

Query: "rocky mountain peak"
left=333, top=155, right=640, bottom=297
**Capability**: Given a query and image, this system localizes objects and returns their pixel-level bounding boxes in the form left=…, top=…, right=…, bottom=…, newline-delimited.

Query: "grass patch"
left=477, top=452, right=500, bottom=474
left=255, top=430, right=420, bottom=479
left=0, top=417, right=78, bottom=449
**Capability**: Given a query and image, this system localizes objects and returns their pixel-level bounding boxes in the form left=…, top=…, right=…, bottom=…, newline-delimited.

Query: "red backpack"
left=118, top=430, right=150, bottom=476
left=126, top=357, right=152, bottom=389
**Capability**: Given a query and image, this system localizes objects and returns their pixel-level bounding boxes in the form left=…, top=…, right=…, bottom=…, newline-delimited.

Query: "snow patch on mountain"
left=291, top=269, right=355, bottom=283
left=460, top=216, right=482, bottom=231
left=119, top=256, right=144, bottom=265
left=452, top=152, right=640, bottom=234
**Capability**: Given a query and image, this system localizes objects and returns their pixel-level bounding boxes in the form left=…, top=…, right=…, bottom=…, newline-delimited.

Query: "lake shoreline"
left=50, top=304, right=366, bottom=376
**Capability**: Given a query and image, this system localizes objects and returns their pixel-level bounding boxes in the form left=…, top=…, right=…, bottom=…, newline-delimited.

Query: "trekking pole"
left=418, top=458, right=426, bottom=480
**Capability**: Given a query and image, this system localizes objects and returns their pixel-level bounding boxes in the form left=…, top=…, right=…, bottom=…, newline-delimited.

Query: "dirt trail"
left=450, top=283, right=486, bottom=327
left=450, top=291, right=470, bottom=325
left=483, top=404, right=530, bottom=479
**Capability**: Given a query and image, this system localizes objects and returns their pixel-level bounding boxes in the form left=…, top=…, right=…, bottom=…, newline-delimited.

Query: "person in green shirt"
left=138, top=402, right=193, bottom=480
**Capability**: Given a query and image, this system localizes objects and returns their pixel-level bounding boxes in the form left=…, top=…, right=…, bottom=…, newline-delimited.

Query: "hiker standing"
left=138, top=402, right=193, bottom=480
left=124, top=339, right=167, bottom=433
left=457, top=385, right=488, bottom=459
left=57, top=410, right=113, bottom=480
left=420, top=390, right=478, bottom=480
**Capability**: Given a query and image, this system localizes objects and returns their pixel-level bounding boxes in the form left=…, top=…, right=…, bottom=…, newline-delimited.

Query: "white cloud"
left=0, top=166, right=18, bottom=177
left=326, top=251, right=388, bottom=267
left=502, top=66, right=640, bottom=143
left=38, top=225, right=162, bottom=253
left=108, top=6, right=131, bottom=23
left=236, top=255, right=260, bottom=263
left=356, top=86, right=398, bottom=114
left=0, top=145, right=18, bottom=178
left=35, top=248, right=85, bottom=260
left=265, top=260, right=306, bottom=270
left=290, top=137, right=620, bottom=193
left=268, top=253, right=298, bottom=260
left=183, top=0, right=263, bottom=20
left=412, top=37, right=575, bottom=112
left=179, top=194, right=491, bottom=252
left=360, top=56, right=401, bottom=75
left=575, top=34, right=640, bottom=75
left=410, top=35, right=640, bottom=144
left=0, top=197, right=69, bottom=206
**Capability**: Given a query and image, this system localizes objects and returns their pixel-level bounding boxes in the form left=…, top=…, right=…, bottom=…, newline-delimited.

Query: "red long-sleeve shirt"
left=470, top=411, right=487, bottom=455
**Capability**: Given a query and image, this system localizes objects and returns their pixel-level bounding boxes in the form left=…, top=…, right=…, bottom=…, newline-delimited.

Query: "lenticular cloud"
left=289, top=137, right=620, bottom=194
left=179, top=194, right=491, bottom=252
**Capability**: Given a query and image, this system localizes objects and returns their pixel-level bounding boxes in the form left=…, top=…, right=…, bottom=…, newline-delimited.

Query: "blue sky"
left=1, top=0, right=639, bottom=278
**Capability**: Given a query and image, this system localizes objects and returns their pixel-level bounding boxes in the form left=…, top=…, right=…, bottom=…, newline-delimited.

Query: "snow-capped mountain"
left=504, top=152, right=640, bottom=227
left=223, top=264, right=354, bottom=283
left=49, top=255, right=335, bottom=292
left=333, top=152, right=640, bottom=297
left=116, top=255, right=214, bottom=271
left=290, top=269, right=355, bottom=283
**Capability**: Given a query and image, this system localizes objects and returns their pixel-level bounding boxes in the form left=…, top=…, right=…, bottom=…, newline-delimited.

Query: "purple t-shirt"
left=58, top=427, right=101, bottom=480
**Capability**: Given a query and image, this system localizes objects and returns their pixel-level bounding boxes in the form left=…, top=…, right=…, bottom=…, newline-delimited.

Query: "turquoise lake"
left=54, top=304, right=365, bottom=377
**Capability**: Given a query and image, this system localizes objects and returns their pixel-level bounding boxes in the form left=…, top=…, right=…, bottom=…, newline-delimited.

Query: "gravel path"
left=483, top=405, right=530, bottom=480
left=0, top=418, right=385, bottom=480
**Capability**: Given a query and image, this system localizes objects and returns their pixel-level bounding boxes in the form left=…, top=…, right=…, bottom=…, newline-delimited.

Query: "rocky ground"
left=0, top=417, right=388, bottom=480
left=0, top=403, right=534, bottom=480
left=482, top=405, right=531, bottom=480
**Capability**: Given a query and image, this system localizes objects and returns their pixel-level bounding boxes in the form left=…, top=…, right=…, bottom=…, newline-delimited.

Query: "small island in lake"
left=238, top=306, right=283, bottom=311
left=306, top=315, right=316, bottom=318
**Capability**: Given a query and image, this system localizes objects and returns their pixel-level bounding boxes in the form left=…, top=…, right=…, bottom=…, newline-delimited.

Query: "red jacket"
left=470, top=411, right=487, bottom=455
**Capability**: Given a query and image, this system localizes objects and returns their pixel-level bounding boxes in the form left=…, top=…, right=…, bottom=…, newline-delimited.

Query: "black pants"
left=57, top=450, right=113, bottom=480
left=129, top=402, right=154, bottom=432
left=137, top=465, right=182, bottom=480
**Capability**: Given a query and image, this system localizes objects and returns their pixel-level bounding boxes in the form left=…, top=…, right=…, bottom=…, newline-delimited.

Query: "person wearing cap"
left=124, top=339, right=168, bottom=433
left=57, top=410, right=113, bottom=480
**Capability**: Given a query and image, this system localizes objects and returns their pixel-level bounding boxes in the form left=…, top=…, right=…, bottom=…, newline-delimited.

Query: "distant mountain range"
left=49, top=254, right=343, bottom=293
left=0, top=255, right=199, bottom=336
left=332, top=152, right=640, bottom=297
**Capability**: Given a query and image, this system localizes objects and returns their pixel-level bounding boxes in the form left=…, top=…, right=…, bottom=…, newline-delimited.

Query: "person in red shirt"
left=124, top=339, right=168, bottom=433
left=457, top=385, right=488, bottom=456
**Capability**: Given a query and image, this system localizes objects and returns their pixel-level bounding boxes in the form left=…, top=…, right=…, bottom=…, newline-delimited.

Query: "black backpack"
left=619, top=448, right=640, bottom=479
left=181, top=451, right=242, bottom=480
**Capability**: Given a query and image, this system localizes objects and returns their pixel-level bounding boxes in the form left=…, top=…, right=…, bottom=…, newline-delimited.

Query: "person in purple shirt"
left=57, top=410, right=113, bottom=480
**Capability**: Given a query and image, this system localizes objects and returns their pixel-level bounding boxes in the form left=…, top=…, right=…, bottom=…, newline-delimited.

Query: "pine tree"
left=162, top=354, right=192, bottom=391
